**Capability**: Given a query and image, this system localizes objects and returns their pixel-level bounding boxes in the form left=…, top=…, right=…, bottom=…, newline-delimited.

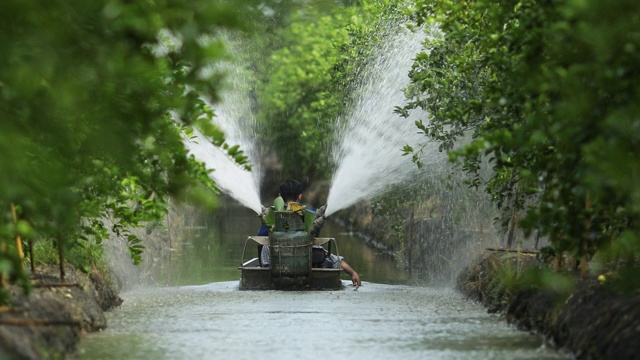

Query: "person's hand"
left=340, top=260, right=361, bottom=288
left=351, top=272, right=361, bottom=287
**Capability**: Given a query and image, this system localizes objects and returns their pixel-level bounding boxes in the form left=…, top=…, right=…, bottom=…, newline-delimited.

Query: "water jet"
left=325, top=25, right=445, bottom=217
left=183, top=62, right=263, bottom=214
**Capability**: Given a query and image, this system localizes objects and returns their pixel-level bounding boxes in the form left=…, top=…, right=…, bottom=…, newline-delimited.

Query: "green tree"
left=254, top=0, right=403, bottom=180
left=256, top=11, right=350, bottom=180
left=403, top=0, right=640, bottom=277
left=0, top=0, right=247, bottom=301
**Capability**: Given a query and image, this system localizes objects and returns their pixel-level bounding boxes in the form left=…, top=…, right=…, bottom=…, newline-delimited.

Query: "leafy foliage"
left=0, top=0, right=247, bottom=301
left=256, top=11, right=349, bottom=180
left=403, top=0, right=640, bottom=274
left=254, top=0, right=402, bottom=181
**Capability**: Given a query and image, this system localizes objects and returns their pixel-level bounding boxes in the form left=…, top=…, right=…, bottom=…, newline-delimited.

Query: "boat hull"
left=239, top=259, right=343, bottom=290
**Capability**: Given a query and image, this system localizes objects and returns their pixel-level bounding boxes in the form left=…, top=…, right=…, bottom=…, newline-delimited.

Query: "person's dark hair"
left=279, top=179, right=303, bottom=202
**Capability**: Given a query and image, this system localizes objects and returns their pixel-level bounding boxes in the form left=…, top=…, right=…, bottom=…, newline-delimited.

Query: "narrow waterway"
left=76, top=205, right=565, bottom=359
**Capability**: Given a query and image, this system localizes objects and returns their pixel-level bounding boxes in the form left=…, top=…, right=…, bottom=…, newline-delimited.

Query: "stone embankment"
left=0, top=266, right=122, bottom=359
left=457, top=252, right=640, bottom=359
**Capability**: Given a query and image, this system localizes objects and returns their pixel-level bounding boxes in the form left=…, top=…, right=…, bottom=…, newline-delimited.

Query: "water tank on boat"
left=270, top=211, right=312, bottom=286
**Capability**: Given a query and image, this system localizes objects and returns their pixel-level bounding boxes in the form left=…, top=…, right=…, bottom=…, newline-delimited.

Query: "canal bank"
left=0, top=266, right=122, bottom=359
left=457, top=252, right=640, bottom=359
left=0, top=205, right=180, bottom=359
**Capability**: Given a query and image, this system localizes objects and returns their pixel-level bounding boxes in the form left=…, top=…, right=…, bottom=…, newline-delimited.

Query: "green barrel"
left=270, top=211, right=312, bottom=284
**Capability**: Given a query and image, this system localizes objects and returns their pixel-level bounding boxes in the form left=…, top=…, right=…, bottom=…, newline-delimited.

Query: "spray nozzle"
left=310, top=204, right=328, bottom=236
left=315, top=204, right=327, bottom=219
left=258, top=205, right=269, bottom=226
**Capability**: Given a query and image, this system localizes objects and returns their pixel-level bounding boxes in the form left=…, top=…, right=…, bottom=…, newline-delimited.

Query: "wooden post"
left=0, top=245, right=5, bottom=287
left=580, top=193, right=592, bottom=279
left=506, top=182, right=521, bottom=249
left=10, top=203, right=25, bottom=270
left=167, top=198, right=173, bottom=249
left=29, top=240, right=35, bottom=273
left=555, top=251, right=563, bottom=271
left=506, top=208, right=518, bottom=249
left=58, top=235, right=65, bottom=283
left=407, top=209, right=414, bottom=281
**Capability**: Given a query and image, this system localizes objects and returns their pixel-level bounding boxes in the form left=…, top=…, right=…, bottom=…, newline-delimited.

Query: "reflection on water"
left=77, top=204, right=565, bottom=359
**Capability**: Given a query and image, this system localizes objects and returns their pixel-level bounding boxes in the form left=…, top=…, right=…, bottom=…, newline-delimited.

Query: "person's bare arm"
left=340, top=260, right=361, bottom=286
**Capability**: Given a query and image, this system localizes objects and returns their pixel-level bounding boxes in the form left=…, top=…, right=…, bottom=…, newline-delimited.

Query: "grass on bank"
left=458, top=250, right=640, bottom=313
left=27, top=238, right=109, bottom=278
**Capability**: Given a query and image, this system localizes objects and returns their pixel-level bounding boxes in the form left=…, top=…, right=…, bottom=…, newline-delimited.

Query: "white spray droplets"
left=326, top=26, right=444, bottom=216
left=183, top=61, right=263, bottom=214
left=183, top=127, right=262, bottom=214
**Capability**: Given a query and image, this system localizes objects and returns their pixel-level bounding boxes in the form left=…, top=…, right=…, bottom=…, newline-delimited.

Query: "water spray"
left=324, top=25, right=445, bottom=217
left=181, top=45, right=263, bottom=214
left=183, top=128, right=262, bottom=214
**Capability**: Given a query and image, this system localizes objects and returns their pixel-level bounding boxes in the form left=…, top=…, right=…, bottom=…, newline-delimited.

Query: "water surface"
left=77, top=282, right=563, bottom=360
left=77, top=205, right=564, bottom=359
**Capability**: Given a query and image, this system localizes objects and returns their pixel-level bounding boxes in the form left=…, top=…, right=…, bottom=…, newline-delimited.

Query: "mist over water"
left=325, top=26, right=444, bottom=216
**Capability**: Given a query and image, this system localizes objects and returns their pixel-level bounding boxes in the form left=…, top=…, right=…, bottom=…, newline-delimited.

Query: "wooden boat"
left=238, top=235, right=343, bottom=290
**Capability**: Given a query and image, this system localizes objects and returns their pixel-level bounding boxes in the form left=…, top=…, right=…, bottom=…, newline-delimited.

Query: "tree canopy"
left=402, top=0, right=640, bottom=277
left=0, top=0, right=247, bottom=300
left=253, top=0, right=403, bottom=181
left=3, top=0, right=639, bottom=301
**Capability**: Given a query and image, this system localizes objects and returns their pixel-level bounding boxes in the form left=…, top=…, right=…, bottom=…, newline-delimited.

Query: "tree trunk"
left=506, top=208, right=518, bottom=249
left=580, top=193, right=592, bottom=279
left=58, top=236, right=65, bottom=283
left=407, top=209, right=414, bottom=281
left=10, top=203, right=24, bottom=270
left=29, top=240, right=35, bottom=273
left=167, top=199, right=173, bottom=249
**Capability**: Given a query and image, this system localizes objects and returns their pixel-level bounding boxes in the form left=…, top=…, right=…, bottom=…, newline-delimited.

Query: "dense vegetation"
left=2, top=0, right=639, bottom=303
left=252, top=1, right=402, bottom=181
left=402, top=0, right=640, bottom=280
left=248, top=0, right=640, bottom=284
left=0, top=0, right=403, bottom=303
left=0, top=0, right=251, bottom=303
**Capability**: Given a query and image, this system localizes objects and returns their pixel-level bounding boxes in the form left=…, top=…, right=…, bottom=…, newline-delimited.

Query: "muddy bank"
left=0, top=266, right=122, bottom=360
left=457, top=252, right=640, bottom=359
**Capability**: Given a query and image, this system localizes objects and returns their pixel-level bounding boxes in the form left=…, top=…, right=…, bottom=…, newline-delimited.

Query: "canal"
left=76, top=204, right=565, bottom=359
